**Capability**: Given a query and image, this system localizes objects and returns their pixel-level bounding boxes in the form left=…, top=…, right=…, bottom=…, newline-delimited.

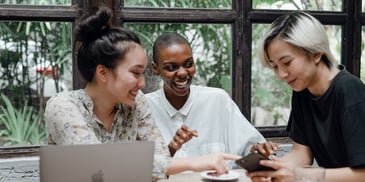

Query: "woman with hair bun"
left=44, top=7, right=240, bottom=181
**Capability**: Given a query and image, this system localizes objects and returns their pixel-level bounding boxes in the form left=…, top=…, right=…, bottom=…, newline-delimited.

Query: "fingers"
left=179, top=125, right=198, bottom=139
left=251, top=141, right=280, bottom=156
left=220, top=153, right=242, bottom=160
left=169, top=125, right=198, bottom=152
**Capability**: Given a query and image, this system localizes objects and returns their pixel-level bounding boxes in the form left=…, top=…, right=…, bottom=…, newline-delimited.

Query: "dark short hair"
left=152, top=32, right=191, bottom=64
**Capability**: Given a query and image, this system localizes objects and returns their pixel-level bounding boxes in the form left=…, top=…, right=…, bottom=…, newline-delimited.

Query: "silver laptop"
left=40, top=141, right=155, bottom=182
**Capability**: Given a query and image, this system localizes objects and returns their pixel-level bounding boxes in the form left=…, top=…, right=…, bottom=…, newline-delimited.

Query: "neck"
left=308, top=64, right=339, bottom=97
left=85, top=84, right=116, bottom=131
left=164, top=88, right=189, bottom=110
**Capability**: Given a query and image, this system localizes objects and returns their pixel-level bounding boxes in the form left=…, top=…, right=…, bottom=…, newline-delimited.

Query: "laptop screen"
left=40, top=141, right=154, bottom=182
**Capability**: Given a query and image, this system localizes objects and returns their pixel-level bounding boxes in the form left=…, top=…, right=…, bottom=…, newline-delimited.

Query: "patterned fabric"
left=44, top=89, right=171, bottom=180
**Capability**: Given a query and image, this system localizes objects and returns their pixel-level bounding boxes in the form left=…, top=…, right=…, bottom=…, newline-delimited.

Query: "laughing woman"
left=44, top=7, right=240, bottom=181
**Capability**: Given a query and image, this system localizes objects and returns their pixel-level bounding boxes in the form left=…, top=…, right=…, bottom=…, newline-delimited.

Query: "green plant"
left=0, top=94, right=46, bottom=146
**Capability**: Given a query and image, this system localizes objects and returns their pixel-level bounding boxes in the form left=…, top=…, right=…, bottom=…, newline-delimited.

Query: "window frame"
left=0, top=0, right=363, bottom=155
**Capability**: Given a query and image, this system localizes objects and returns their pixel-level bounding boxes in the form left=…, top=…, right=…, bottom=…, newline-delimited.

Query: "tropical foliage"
left=0, top=94, right=46, bottom=146
left=0, top=0, right=360, bottom=145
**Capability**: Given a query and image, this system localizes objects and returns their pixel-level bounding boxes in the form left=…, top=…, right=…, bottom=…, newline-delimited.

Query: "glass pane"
left=0, top=0, right=70, bottom=5
left=363, top=0, right=365, bottom=12
left=125, top=23, right=232, bottom=95
left=251, top=24, right=342, bottom=127
left=361, top=26, right=365, bottom=81
left=124, top=0, right=231, bottom=9
left=253, top=0, right=342, bottom=11
left=0, top=21, right=72, bottom=147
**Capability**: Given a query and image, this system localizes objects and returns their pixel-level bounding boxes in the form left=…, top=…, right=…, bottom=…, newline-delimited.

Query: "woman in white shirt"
left=146, top=32, right=276, bottom=159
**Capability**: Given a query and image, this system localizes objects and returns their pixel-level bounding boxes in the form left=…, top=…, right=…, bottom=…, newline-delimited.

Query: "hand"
left=250, top=141, right=280, bottom=157
left=168, top=124, right=198, bottom=156
left=190, top=153, right=241, bottom=176
left=247, top=155, right=294, bottom=182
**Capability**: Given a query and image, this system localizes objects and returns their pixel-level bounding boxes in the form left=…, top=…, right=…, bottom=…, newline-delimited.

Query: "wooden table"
left=158, top=169, right=252, bottom=182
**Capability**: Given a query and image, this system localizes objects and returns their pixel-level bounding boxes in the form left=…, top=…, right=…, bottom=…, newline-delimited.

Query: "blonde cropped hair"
left=258, top=11, right=336, bottom=69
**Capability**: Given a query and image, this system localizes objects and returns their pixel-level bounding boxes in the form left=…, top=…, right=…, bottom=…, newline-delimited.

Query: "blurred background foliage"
left=0, top=0, right=360, bottom=146
left=0, top=0, right=72, bottom=146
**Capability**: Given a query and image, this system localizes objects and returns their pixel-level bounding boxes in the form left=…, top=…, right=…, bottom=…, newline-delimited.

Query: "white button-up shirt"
left=146, top=85, right=265, bottom=159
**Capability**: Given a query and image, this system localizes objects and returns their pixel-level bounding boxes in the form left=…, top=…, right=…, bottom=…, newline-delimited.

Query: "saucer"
left=200, top=170, right=240, bottom=181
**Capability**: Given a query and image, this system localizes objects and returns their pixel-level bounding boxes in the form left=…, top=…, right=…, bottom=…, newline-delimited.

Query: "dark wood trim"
left=249, top=10, right=348, bottom=24
left=0, top=5, right=78, bottom=21
left=0, top=146, right=40, bottom=158
left=120, top=7, right=236, bottom=23
left=258, top=126, right=289, bottom=138
left=239, top=0, right=252, bottom=119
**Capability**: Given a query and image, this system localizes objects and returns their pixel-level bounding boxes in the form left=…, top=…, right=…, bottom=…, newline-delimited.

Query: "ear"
left=151, top=62, right=160, bottom=75
left=313, top=52, right=323, bottom=64
left=95, top=64, right=109, bottom=82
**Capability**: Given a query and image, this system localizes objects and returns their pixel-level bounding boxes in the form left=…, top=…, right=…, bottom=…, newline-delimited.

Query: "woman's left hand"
left=250, top=141, right=280, bottom=157
left=247, top=155, right=294, bottom=182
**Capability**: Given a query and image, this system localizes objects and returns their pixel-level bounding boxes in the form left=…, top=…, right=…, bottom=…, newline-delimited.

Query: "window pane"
left=363, top=0, right=365, bottom=12
left=0, top=21, right=72, bottom=147
left=361, top=26, right=365, bottom=81
left=253, top=0, right=342, bottom=11
left=125, top=23, right=232, bottom=95
left=251, top=24, right=342, bottom=127
left=124, top=0, right=231, bottom=9
left=0, top=0, right=70, bottom=5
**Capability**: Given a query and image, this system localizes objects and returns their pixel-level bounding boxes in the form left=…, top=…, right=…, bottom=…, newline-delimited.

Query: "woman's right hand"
left=168, top=124, right=198, bottom=156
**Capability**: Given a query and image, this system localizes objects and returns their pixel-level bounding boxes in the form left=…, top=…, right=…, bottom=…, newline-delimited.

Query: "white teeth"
left=175, top=80, right=188, bottom=88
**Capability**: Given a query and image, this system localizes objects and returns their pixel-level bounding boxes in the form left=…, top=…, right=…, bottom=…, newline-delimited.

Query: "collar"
left=159, top=86, right=195, bottom=118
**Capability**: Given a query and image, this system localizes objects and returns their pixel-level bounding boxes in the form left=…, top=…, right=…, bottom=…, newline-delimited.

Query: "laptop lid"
left=40, top=141, right=154, bottom=182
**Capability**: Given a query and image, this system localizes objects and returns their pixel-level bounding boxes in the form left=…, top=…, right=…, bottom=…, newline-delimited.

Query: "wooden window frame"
left=0, top=0, right=363, bottom=155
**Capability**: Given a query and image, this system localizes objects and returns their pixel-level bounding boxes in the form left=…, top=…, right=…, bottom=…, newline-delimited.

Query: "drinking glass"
left=294, top=165, right=325, bottom=182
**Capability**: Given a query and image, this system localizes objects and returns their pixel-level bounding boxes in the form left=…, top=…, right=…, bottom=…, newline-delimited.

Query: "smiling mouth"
left=175, top=80, right=189, bottom=88
left=287, top=79, right=296, bottom=86
left=129, top=91, right=138, bottom=97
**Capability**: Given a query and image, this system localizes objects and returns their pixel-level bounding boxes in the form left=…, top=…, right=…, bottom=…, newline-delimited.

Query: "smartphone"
left=235, top=152, right=274, bottom=172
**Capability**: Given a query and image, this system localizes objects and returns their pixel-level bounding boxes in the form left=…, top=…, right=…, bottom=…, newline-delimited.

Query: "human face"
left=105, top=44, right=147, bottom=106
left=153, top=43, right=196, bottom=97
left=266, top=38, right=320, bottom=92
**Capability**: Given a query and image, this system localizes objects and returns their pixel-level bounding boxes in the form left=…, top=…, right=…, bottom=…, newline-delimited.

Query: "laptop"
left=40, top=141, right=155, bottom=182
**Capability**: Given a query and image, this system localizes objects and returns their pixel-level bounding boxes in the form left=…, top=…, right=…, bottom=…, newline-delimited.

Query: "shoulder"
left=332, top=71, right=365, bottom=97
left=191, top=85, right=230, bottom=98
left=46, top=89, right=89, bottom=112
left=144, top=89, right=162, bottom=103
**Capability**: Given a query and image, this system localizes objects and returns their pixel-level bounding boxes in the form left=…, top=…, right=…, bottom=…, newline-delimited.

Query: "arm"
left=166, top=153, right=241, bottom=175
left=326, top=167, right=365, bottom=182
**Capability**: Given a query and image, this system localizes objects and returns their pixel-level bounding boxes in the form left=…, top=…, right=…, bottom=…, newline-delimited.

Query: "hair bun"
left=74, top=7, right=112, bottom=43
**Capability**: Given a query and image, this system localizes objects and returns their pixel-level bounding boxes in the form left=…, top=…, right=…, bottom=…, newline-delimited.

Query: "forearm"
left=326, top=167, right=365, bottom=182
left=279, top=142, right=313, bottom=166
left=166, top=158, right=193, bottom=175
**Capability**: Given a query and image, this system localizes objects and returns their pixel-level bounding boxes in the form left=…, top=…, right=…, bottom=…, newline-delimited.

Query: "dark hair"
left=152, top=32, right=191, bottom=64
left=74, top=7, right=141, bottom=82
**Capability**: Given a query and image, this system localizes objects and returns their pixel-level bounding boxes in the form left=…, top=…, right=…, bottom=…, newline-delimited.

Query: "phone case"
left=235, top=152, right=274, bottom=172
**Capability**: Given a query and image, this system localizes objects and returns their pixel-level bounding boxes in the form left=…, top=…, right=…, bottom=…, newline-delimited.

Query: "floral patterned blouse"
left=44, top=89, right=171, bottom=180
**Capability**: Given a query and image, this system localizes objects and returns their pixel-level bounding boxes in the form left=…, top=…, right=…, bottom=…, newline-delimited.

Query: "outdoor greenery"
left=0, top=0, right=72, bottom=146
left=0, top=0, right=362, bottom=146
left=0, top=94, right=45, bottom=146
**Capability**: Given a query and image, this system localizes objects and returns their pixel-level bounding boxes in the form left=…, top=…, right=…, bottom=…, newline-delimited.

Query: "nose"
left=276, top=66, right=288, bottom=79
left=137, top=75, right=145, bottom=89
left=176, top=66, right=188, bottom=77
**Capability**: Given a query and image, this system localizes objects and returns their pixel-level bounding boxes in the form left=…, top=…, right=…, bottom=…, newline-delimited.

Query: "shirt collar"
left=159, top=87, right=194, bottom=118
